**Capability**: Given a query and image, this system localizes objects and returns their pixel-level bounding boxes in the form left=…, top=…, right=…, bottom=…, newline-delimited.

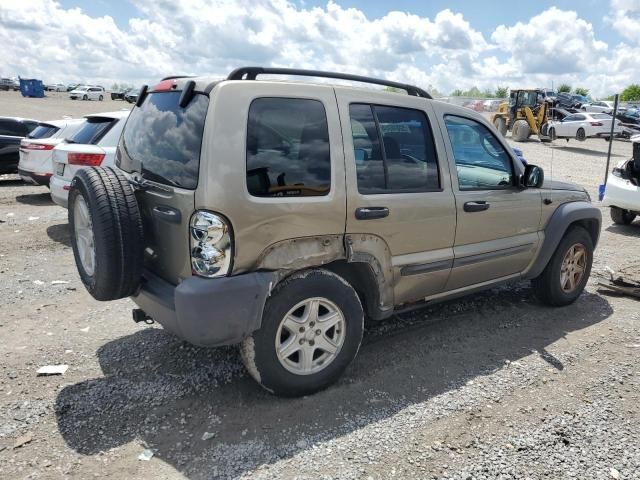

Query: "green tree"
left=482, top=88, right=494, bottom=98
left=463, top=86, right=483, bottom=98
left=574, top=87, right=589, bottom=96
left=558, top=84, right=572, bottom=93
left=427, top=84, right=443, bottom=98
left=495, top=86, right=508, bottom=98
left=621, top=84, right=640, bottom=102
left=451, top=89, right=463, bottom=97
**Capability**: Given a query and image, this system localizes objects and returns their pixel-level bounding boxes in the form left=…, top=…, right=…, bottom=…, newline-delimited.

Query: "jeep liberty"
left=67, top=67, right=601, bottom=396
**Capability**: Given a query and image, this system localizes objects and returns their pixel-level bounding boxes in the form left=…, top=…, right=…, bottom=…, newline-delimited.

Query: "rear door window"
left=246, top=97, right=331, bottom=197
left=349, top=104, right=439, bottom=193
left=70, top=118, right=115, bottom=145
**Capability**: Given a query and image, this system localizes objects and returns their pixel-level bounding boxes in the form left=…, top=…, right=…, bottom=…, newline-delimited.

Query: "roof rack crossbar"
left=227, top=67, right=432, bottom=99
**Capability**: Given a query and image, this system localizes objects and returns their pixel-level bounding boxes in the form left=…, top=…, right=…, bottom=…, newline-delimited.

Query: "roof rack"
left=227, top=67, right=432, bottom=99
left=161, top=75, right=197, bottom=81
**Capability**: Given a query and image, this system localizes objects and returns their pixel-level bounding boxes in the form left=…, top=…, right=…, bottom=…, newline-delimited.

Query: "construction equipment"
left=491, top=89, right=553, bottom=142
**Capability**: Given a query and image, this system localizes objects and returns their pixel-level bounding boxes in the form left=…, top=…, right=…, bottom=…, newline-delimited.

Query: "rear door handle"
left=355, top=207, right=389, bottom=220
left=152, top=205, right=182, bottom=224
left=463, top=201, right=490, bottom=212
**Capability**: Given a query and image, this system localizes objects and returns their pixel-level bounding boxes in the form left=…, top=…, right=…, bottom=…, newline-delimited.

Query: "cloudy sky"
left=0, top=0, right=638, bottom=97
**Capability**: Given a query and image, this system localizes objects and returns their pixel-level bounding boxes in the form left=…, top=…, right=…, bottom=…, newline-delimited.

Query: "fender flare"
left=524, top=201, right=601, bottom=280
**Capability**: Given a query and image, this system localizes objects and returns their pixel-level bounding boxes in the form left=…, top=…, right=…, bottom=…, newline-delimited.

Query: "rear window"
left=120, top=91, right=209, bottom=189
left=69, top=118, right=116, bottom=145
left=591, top=113, right=611, bottom=119
left=28, top=123, right=60, bottom=139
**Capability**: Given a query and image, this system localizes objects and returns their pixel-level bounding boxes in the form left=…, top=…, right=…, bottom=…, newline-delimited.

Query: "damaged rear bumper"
left=132, top=269, right=276, bottom=347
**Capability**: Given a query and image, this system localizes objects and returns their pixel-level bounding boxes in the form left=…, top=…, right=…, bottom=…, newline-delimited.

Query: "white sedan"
left=582, top=101, right=615, bottom=114
left=547, top=112, right=622, bottom=141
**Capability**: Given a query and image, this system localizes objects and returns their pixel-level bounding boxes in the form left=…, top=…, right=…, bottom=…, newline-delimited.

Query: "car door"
left=556, top=114, right=578, bottom=137
left=434, top=107, right=542, bottom=291
left=0, top=119, right=27, bottom=172
left=336, top=88, right=456, bottom=304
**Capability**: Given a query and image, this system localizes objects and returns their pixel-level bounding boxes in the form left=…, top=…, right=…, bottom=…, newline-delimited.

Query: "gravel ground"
left=0, top=97, right=639, bottom=479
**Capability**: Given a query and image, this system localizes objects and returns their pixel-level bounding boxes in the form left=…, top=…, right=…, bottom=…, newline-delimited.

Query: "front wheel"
left=576, top=127, right=586, bottom=141
left=493, top=117, right=507, bottom=137
left=610, top=207, right=636, bottom=225
left=82, top=94, right=88, bottom=101
left=98, top=95, right=103, bottom=101
left=532, top=226, right=593, bottom=306
left=240, top=269, right=364, bottom=397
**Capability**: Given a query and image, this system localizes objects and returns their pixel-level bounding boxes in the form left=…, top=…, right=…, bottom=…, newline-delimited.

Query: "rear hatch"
left=19, top=138, right=64, bottom=175
left=116, top=82, right=210, bottom=284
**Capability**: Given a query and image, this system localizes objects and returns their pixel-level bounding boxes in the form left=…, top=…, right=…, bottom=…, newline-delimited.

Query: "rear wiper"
left=64, top=138, right=77, bottom=144
left=140, top=170, right=181, bottom=188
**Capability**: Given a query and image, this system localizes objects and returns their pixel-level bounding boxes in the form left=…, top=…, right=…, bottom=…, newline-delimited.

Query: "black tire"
left=68, top=167, right=144, bottom=301
left=532, top=226, right=593, bottom=307
left=98, top=95, right=103, bottom=101
left=548, top=127, right=556, bottom=142
left=512, top=119, right=530, bottom=142
left=240, top=269, right=364, bottom=397
left=576, top=127, right=586, bottom=141
left=82, top=94, right=88, bottom=101
left=493, top=117, right=507, bottom=137
left=610, top=207, right=636, bottom=225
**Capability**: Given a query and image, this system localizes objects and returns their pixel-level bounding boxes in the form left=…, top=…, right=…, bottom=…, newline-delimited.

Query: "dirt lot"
left=0, top=95, right=639, bottom=480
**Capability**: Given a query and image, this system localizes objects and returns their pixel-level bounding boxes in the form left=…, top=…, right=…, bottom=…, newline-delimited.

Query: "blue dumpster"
left=19, top=78, right=45, bottom=98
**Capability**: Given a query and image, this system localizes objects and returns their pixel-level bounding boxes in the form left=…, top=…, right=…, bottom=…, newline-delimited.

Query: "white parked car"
left=547, top=112, right=622, bottom=141
left=69, top=86, right=105, bottom=101
left=582, top=101, right=615, bottom=114
left=18, top=118, right=86, bottom=186
left=603, top=136, right=640, bottom=225
left=50, top=111, right=130, bottom=208
left=483, top=99, right=503, bottom=112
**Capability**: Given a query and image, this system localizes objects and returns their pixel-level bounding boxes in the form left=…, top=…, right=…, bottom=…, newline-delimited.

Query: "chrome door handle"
left=463, top=201, right=490, bottom=212
left=355, top=207, right=389, bottom=220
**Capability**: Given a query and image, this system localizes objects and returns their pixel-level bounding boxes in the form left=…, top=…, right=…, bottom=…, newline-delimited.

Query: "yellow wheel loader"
left=491, top=89, right=552, bottom=142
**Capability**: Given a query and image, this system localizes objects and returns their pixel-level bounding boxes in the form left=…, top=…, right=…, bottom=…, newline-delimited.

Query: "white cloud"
left=0, top=1, right=637, bottom=97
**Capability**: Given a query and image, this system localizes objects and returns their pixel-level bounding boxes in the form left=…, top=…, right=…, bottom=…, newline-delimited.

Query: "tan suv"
left=67, top=67, right=601, bottom=396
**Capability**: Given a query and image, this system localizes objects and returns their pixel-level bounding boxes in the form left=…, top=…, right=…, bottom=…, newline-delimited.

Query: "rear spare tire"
left=68, top=167, right=144, bottom=301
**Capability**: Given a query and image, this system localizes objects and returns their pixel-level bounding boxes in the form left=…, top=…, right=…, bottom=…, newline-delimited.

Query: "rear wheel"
left=68, top=167, right=144, bottom=301
left=98, top=95, right=103, bottom=101
left=493, top=117, right=507, bottom=137
left=610, top=207, right=636, bottom=225
left=240, top=269, right=364, bottom=397
left=82, top=94, right=88, bottom=101
left=532, top=226, right=593, bottom=306
left=512, top=119, right=530, bottom=142
left=576, top=127, right=586, bottom=141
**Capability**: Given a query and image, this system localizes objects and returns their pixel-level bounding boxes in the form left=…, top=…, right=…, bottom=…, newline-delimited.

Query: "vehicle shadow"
left=0, top=177, right=25, bottom=186
left=550, top=145, right=625, bottom=158
left=46, top=223, right=71, bottom=247
left=55, top=285, right=612, bottom=479
left=15, top=192, right=54, bottom=206
left=605, top=222, right=640, bottom=238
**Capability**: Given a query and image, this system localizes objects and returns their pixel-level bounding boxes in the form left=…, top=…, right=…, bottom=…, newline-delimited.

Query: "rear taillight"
left=190, top=211, right=232, bottom=278
left=67, top=153, right=105, bottom=166
left=21, top=142, right=54, bottom=150
left=590, top=122, right=603, bottom=126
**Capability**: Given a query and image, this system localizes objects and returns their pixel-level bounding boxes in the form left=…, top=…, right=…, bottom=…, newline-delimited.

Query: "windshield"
left=120, top=91, right=209, bottom=189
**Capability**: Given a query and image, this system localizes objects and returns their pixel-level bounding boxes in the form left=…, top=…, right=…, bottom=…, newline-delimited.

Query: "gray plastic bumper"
left=132, top=270, right=277, bottom=347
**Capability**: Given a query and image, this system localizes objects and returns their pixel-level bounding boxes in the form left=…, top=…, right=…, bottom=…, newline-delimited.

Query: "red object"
left=68, top=152, right=105, bottom=166
left=153, top=79, right=176, bottom=91
left=21, top=142, right=54, bottom=150
left=63, top=185, right=70, bottom=191
left=590, top=122, right=603, bottom=126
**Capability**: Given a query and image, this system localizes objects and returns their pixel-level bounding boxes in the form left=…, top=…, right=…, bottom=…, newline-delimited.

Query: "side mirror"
left=523, top=164, right=544, bottom=188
